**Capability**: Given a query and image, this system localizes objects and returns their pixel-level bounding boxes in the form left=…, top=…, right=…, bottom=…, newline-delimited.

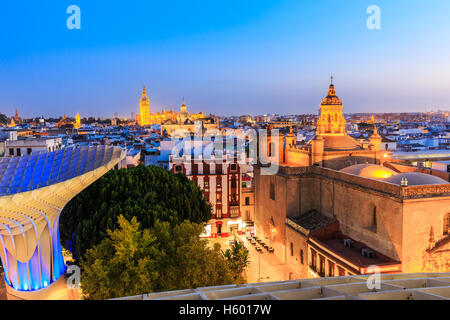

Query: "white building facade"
left=5, top=137, right=62, bottom=157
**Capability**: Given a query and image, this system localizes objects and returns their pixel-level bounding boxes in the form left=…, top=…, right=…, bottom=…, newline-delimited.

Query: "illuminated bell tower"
left=140, top=85, right=151, bottom=126
left=177, top=98, right=189, bottom=123
left=14, top=108, right=20, bottom=124
left=75, top=113, right=81, bottom=129
left=316, top=76, right=346, bottom=136
left=370, top=125, right=382, bottom=151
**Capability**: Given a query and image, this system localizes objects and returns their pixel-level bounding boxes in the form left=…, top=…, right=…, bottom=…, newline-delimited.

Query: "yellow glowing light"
left=383, top=153, right=388, bottom=158
left=272, top=228, right=277, bottom=234
left=372, top=169, right=394, bottom=179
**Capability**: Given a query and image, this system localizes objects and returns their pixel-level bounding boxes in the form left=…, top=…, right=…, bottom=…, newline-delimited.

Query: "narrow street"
left=207, top=234, right=300, bottom=284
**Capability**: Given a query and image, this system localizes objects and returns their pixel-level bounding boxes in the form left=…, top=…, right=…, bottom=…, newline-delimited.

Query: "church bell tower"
left=316, top=76, right=346, bottom=136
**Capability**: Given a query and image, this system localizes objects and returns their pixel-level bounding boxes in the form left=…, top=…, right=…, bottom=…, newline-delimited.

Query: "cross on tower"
left=330, top=74, right=334, bottom=85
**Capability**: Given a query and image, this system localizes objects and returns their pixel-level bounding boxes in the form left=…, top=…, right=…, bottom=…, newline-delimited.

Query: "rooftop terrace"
left=114, top=273, right=450, bottom=300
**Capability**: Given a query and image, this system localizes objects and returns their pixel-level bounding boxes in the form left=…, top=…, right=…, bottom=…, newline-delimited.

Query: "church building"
left=254, top=79, right=450, bottom=279
left=281, top=78, right=385, bottom=169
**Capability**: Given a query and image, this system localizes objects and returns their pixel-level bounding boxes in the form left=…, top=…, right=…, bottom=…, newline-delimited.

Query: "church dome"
left=340, top=164, right=397, bottom=180
left=384, top=172, right=450, bottom=186
left=322, top=135, right=363, bottom=151
left=321, top=84, right=343, bottom=105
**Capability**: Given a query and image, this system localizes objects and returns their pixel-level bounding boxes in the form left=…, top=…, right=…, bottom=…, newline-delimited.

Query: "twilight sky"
left=1, top=0, right=450, bottom=118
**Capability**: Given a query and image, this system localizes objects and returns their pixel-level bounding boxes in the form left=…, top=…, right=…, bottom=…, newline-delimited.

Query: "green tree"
left=60, top=165, right=212, bottom=260
left=81, top=215, right=234, bottom=300
left=150, top=219, right=234, bottom=292
left=81, top=215, right=159, bottom=299
left=222, top=239, right=250, bottom=284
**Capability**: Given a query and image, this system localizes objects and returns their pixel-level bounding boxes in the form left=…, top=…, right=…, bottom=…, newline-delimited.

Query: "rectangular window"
left=444, top=213, right=450, bottom=235
left=204, top=164, right=210, bottom=175
left=337, top=266, right=345, bottom=277
left=310, top=249, right=317, bottom=270
left=245, top=197, right=250, bottom=206
left=231, top=179, right=237, bottom=189
left=216, top=208, right=222, bottom=219
left=9, top=148, right=14, bottom=156
left=204, top=180, right=209, bottom=189
left=174, top=165, right=183, bottom=173
left=216, top=164, right=222, bottom=175
left=269, top=142, right=275, bottom=157
left=27, top=148, right=32, bottom=155
left=216, top=193, right=222, bottom=204
left=230, top=206, right=239, bottom=218
left=230, top=163, right=237, bottom=171
left=319, top=255, right=325, bottom=276
left=192, top=164, right=199, bottom=175
left=300, top=250, right=304, bottom=265
left=270, top=181, right=275, bottom=200
left=217, top=179, right=222, bottom=188
left=16, top=148, right=21, bottom=157
left=290, top=242, right=294, bottom=256
left=328, top=260, right=335, bottom=277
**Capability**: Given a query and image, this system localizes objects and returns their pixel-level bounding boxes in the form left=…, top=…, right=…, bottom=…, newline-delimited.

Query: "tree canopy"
left=60, top=165, right=212, bottom=260
left=81, top=215, right=236, bottom=300
left=222, top=239, right=250, bottom=284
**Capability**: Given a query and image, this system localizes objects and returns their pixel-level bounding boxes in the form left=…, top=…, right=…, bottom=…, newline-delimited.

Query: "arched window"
left=444, top=213, right=450, bottom=235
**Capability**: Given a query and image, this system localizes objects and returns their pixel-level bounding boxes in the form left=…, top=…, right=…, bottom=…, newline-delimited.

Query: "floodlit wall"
left=254, top=164, right=450, bottom=275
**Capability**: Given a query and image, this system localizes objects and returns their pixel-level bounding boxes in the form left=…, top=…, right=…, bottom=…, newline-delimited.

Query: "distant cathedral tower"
left=9, top=109, right=20, bottom=127
left=75, top=112, right=81, bottom=129
left=139, top=85, right=151, bottom=126
left=177, top=98, right=189, bottom=123
left=316, top=76, right=346, bottom=136
left=8, top=118, right=16, bottom=128
left=14, top=108, right=20, bottom=124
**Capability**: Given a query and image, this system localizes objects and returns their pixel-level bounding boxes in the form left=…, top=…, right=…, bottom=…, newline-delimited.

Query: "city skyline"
left=1, top=1, right=450, bottom=118
left=1, top=0, right=450, bottom=305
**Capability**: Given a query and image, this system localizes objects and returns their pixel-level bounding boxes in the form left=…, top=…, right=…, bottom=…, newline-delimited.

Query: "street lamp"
left=258, top=250, right=262, bottom=281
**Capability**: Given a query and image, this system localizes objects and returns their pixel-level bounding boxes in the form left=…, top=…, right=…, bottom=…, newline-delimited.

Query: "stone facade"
left=254, top=80, right=450, bottom=277
left=254, top=164, right=450, bottom=277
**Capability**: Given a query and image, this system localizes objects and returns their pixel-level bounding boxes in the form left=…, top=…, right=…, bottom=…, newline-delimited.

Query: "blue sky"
left=1, top=0, right=449, bottom=118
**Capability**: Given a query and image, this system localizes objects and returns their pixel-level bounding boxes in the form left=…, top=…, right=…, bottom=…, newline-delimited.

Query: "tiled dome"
left=340, top=164, right=397, bottom=180
left=384, top=172, right=450, bottom=186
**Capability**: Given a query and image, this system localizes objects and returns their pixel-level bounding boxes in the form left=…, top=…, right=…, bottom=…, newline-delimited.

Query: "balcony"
left=229, top=205, right=240, bottom=218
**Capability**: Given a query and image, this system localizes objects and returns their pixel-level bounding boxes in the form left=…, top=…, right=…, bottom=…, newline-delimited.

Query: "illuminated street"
left=208, top=235, right=301, bottom=284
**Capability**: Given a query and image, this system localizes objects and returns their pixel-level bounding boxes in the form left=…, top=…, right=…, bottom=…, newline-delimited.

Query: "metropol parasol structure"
left=0, top=145, right=125, bottom=299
